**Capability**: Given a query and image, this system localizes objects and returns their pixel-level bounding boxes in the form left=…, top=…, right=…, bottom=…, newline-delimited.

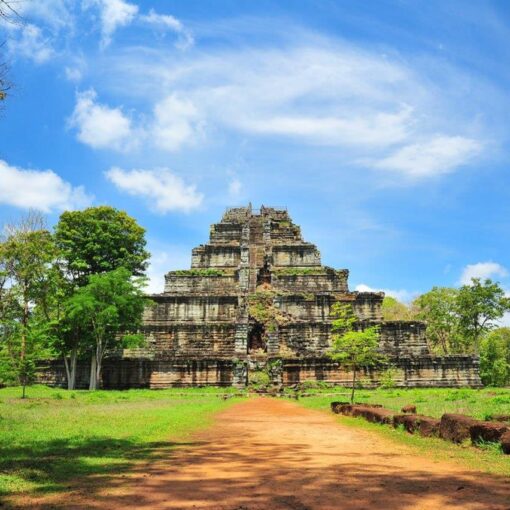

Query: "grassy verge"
left=293, top=386, right=510, bottom=419
left=0, top=385, right=243, bottom=498
left=297, top=388, right=510, bottom=477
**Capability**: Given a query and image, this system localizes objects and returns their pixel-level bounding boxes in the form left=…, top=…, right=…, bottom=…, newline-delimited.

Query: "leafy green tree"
left=327, top=303, right=383, bottom=403
left=381, top=296, right=414, bottom=321
left=0, top=212, right=57, bottom=397
left=43, top=266, right=90, bottom=390
left=54, top=206, right=150, bottom=286
left=65, top=268, right=148, bottom=390
left=457, top=278, right=510, bottom=355
left=413, top=287, right=462, bottom=354
left=480, top=328, right=510, bottom=387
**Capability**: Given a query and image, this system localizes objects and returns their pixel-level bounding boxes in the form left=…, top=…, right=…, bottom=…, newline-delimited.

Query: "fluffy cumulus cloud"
left=84, top=0, right=139, bottom=48
left=151, top=94, right=203, bottom=151
left=140, top=9, right=194, bottom=49
left=459, top=262, right=509, bottom=285
left=355, top=283, right=415, bottom=303
left=68, top=89, right=135, bottom=151
left=0, top=160, right=92, bottom=212
left=105, top=167, right=203, bottom=213
left=99, top=37, right=487, bottom=177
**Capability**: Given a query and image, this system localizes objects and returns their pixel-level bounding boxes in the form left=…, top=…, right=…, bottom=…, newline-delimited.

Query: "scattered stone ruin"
left=40, top=205, right=481, bottom=388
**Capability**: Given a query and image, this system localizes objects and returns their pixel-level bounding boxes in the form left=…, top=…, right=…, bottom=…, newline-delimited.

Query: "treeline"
left=0, top=207, right=151, bottom=396
left=382, top=284, right=510, bottom=386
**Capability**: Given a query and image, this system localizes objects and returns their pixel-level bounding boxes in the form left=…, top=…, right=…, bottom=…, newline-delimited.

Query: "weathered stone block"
left=469, top=422, right=509, bottom=444
left=439, top=414, right=480, bottom=443
left=393, top=414, right=439, bottom=437
left=500, top=431, right=510, bottom=454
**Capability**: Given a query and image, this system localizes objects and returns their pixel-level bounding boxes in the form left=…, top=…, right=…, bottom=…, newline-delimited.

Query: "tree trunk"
left=350, top=366, right=357, bottom=403
left=64, top=347, right=78, bottom=390
left=89, top=354, right=97, bottom=390
left=20, top=286, right=29, bottom=398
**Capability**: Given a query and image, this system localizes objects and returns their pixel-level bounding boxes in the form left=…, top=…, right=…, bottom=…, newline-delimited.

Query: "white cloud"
left=65, top=66, right=83, bottom=82
left=16, top=0, right=74, bottom=30
left=372, top=135, right=482, bottom=178
left=84, top=0, right=138, bottom=48
left=240, top=107, right=412, bottom=147
left=459, top=262, right=508, bottom=285
left=99, top=39, right=486, bottom=175
left=228, top=177, right=242, bottom=197
left=355, top=283, right=415, bottom=303
left=105, top=167, right=203, bottom=213
left=0, top=160, right=92, bottom=212
left=68, top=89, right=135, bottom=150
left=140, top=9, right=194, bottom=49
left=7, top=24, right=55, bottom=64
left=151, top=94, right=203, bottom=151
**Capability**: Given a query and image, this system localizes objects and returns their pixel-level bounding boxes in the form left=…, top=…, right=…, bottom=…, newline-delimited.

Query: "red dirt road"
left=18, top=398, right=510, bottom=509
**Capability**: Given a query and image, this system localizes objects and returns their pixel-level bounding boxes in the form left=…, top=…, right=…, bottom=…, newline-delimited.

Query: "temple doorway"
left=248, top=322, right=266, bottom=353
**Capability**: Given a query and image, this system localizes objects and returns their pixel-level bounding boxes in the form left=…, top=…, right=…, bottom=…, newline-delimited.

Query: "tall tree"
left=413, top=287, right=462, bottom=354
left=0, top=212, right=57, bottom=397
left=327, top=303, right=383, bottom=403
left=65, top=267, right=147, bottom=390
left=456, top=278, right=510, bottom=355
left=381, top=296, right=414, bottom=321
left=43, top=266, right=88, bottom=390
left=480, top=328, right=510, bottom=387
left=54, top=206, right=150, bottom=286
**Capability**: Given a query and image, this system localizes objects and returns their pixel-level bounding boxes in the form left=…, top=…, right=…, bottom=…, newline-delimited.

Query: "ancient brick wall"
left=164, top=273, right=238, bottom=294
left=37, top=359, right=237, bottom=389
left=280, top=356, right=481, bottom=388
left=271, top=269, right=348, bottom=293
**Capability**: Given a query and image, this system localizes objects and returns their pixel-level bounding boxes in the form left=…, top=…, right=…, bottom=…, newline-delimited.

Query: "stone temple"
left=42, top=205, right=481, bottom=388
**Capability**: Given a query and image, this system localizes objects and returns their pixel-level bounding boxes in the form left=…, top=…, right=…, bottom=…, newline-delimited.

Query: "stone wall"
left=272, top=244, right=322, bottom=267
left=275, top=294, right=334, bottom=321
left=271, top=269, right=348, bottom=293
left=145, top=295, right=239, bottom=323
left=278, top=322, right=331, bottom=356
left=353, top=292, right=384, bottom=321
left=191, top=245, right=241, bottom=268
left=164, top=273, right=238, bottom=294
left=37, top=355, right=481, bottom=389
left=37, top=359, right=237, bottom=389
left=378, top=321, right=429, bottom=358
left=280, top=356, right=481, bottom=388
left=142, top=323, right=237, bottom=358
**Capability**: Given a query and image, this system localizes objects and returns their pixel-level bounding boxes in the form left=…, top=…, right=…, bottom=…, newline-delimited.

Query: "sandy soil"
left=13, top=398, right=510, bottom=509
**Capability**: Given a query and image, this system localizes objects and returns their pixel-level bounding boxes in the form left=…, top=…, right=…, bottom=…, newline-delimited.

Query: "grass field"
left=0, top=385, right=243, bottom=498
left=295, top=386, right=510, bottom=419
left=297, top=387, right=510, bottom=477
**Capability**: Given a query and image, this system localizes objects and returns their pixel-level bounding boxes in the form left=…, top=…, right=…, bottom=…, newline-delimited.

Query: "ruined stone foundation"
left=40, top=205, right=481, bottom=388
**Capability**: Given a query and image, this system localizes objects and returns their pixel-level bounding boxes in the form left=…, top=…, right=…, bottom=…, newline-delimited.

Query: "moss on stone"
left=172, top=269, right=227, bottom=277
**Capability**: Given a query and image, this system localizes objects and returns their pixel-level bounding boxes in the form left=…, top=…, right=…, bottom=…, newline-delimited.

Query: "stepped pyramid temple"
left=43, top=205, right=481, bottom=388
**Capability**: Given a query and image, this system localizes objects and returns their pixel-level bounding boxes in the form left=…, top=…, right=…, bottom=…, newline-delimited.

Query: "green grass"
left=297, top=387, right=510, bottom=477
left=294, top=386, right=510, bottom=420
left=0, top=385, right=243, bottom=498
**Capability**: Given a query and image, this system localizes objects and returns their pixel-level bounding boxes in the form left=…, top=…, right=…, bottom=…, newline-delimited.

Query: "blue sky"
left=1, top=0, right=510, bottom=302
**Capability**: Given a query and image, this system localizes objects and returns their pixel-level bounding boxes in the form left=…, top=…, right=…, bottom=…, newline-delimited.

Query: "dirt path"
left=18, top=398, right=510, bottom=509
